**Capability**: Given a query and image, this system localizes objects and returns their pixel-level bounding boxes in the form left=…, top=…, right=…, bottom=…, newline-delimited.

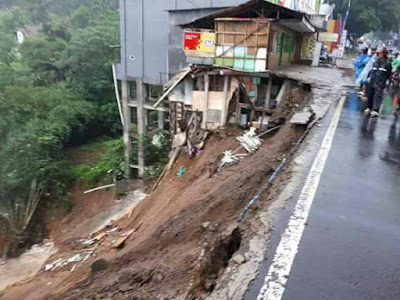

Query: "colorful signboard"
left=184, top=32, right=216, bottom=54
left=318, top=32, right=339, bottom=43
left=301, top=35, right=316, bottom=60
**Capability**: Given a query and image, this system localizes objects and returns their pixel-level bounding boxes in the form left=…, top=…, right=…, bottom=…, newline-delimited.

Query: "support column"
left=265, top=77, right=272, bottom=108
left=136, top=80, right=146, bottom=178
left=276, top=79, right=291, bottom=106
left=121, top=80, right=131, bottom=178
left=220, top=75, right=230, bottom=127
left=202, top=74, right=210, bottom=129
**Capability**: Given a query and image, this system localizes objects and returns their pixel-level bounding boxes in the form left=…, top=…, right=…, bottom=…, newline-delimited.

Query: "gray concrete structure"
left=116, top=0, right=248, bottom=177
left=116, top=0, right=247, bottom=85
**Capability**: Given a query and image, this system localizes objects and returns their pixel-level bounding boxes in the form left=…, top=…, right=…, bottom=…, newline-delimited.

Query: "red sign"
left=184, top=32, right=201, bottom=50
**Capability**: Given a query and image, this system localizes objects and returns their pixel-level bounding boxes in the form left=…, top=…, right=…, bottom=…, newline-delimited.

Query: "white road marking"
left=257, top=96, right=346, bottom=300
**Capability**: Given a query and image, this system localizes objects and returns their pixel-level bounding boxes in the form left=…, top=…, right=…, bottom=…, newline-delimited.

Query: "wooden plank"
left=239, top=103, right=272, bottom=113
left=84, top=184, right=115, bottom=194
left=93, top=232, right=106, bottom=241
left=216, top=21, right=270, bottom=58
left=235, top=87, right=241, bottom=125
left=129, top=101, right=169, bottom=112
left=112, top=229, right=136, bottom=249
left=265, top=77, right=272, bottom=108
left=153, top=68, right=191, bottom=108
left=112, top=64, right=124, bottom=126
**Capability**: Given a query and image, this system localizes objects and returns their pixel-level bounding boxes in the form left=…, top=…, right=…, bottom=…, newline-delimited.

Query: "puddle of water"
left=88, top=189, right=147, bottom=235
left=0, top=240, right=55, bottom=291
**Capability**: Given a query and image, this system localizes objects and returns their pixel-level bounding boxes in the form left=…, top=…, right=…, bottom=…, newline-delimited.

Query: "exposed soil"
left=0, top=84, right=310, bottom=300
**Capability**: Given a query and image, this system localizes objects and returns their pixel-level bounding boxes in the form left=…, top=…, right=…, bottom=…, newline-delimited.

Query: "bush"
left=70, top=139, right=125, bottom=186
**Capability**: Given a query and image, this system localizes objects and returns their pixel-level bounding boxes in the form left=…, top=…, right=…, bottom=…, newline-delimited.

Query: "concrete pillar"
left=265, top=77, right=273, bottom=108
left=202, top=74, right=210, bottom=129
left=136, top=80, right=146, bottom=178
left=220, top=75, right=230, bottom=126
left=121, top=80, right=131, bottom=178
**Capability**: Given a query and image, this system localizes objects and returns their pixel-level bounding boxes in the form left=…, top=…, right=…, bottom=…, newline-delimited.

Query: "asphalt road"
left=248, top=93, right=400, bottom=299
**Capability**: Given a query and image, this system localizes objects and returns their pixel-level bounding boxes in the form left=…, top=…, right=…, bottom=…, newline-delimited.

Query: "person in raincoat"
left=357, top=46, right=377, bottom=98
left=353, top=47, right=370, bottom=80
left=365, top=47, right=392, bottom=117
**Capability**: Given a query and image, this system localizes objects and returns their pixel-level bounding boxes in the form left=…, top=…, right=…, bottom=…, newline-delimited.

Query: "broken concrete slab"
left=290, top=111, right=313, bottom=125
left=232, top=254, right=246, bottom=265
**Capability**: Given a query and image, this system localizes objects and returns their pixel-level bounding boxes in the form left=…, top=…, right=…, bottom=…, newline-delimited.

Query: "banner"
left=184, top=32, right=216, bottom=54
left=301, top=36, right=316, bottom=60
left=318, top=32, right=339, bottom=43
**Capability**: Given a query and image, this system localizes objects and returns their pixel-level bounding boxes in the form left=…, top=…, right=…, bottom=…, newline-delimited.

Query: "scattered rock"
left=290, top=111, right=313, bottom=125
left=232, top=254, right=246, bottom=265
left=202, top=222, right=211, bottom=229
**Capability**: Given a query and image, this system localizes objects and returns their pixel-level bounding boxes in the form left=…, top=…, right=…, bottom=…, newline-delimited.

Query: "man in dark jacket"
left=366, top=47, right=392, bottom=117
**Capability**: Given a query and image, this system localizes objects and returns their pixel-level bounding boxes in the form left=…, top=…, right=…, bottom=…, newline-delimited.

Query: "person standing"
left=365, top=47, right=392, bottom=117
left=353, top=47, right=370, bottom=79
left=357, top=46, right=377, bottom=95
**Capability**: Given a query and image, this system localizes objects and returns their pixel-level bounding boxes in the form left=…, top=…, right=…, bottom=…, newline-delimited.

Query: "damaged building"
left=115, top=0, right=323, bottom=177
left=156, top=1, right=319, bottom=140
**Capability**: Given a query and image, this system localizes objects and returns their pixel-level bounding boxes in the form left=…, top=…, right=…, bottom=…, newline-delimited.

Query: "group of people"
left=353, top=46, right=400, bottom=117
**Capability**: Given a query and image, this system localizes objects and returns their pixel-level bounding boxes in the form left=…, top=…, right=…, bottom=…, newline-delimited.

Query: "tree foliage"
left=0, top=1, right=121, bottom=228
left=330, top=0, right=400, bottom=35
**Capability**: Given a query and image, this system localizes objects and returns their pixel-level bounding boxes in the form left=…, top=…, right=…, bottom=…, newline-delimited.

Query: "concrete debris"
left=172, top=132, right=187, bottom=148
left=236, top=128, right=262, bottom=154
left=290, top=111, right=313, bottom=125
left=232, top=254, right=246, bottom=265
left=202, top=222, right=211, bottom=229
left=220, top=151, right=240, bottom=167
left=45, top=252, right=91, bottom=272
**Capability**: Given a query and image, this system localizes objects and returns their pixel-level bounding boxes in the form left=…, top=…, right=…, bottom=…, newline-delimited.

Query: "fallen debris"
left=232, top=254, right=246, bottom=265
left=220, top=151, right=240, bottom=167
left=45, top=252, right=91, bottom=272
left=112, top=229, right=136, bottom=249
left=290, top=110, right=313, bottom=125
left=105, top=227, right=120, bottom=234
left=220, top=126, right=281, bottom=168
left=92, top=232, right=107, bottom=241
left=177, top=166, right=186, bottom=177
left=236, top=128, right=262, bottom=154
left=84, top=184, right=115, bottom=194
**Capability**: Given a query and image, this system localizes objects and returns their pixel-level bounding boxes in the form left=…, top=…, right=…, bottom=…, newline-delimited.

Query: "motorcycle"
left=319, top=47, right=337, bottom=68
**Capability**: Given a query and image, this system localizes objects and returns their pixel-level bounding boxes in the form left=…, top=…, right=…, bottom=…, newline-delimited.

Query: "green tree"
left=0, top=0, right=121, bottom=233
left=330, top=0, right=400, bottom=35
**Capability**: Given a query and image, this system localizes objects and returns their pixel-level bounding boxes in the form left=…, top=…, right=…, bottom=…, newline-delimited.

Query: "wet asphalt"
left=248, top=93, right=400, bottom=299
